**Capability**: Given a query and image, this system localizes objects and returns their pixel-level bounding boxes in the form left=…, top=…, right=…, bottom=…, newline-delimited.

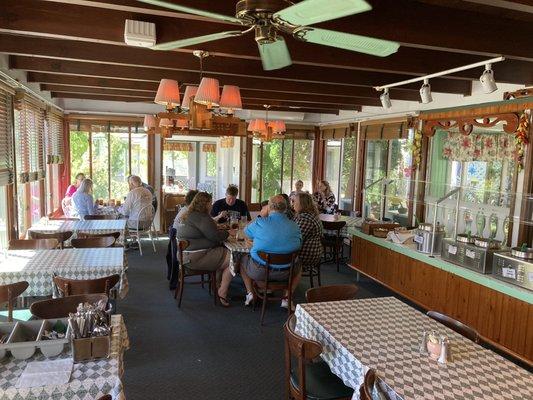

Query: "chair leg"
left=336, top=245, right=340, bottom=272
left=309, top=267, right=314, bottom=288
left=212, top=272, right=217, bottom=306
left=177, top=276, right=185, bottom=308
left=260, top=288, right=268, bottom=325
left=137, top=234, right=143, bottom=256
left=317, top=263, right=322, bottom=287
left=150, top=229, right=156, bottom=253
left=201, top=274, right=205, bottom=289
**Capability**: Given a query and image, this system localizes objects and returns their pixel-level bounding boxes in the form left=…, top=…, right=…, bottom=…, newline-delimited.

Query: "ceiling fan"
left=137, top=0, right=400, bottom=71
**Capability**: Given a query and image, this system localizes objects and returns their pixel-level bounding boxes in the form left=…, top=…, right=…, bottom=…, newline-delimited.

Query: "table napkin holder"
left=72, top=333, right=110, bottom=362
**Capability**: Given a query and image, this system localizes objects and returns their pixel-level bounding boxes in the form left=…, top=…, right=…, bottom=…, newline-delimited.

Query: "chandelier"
left=247, top=105, right=287, bottom=142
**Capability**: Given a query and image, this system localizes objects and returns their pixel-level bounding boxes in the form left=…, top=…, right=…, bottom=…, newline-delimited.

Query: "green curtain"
left=429, top=130, right=449, bottom=198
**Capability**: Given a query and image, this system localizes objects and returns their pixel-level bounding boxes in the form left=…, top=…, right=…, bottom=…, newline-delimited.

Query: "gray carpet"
left=121, top=238, right=394, bottom=400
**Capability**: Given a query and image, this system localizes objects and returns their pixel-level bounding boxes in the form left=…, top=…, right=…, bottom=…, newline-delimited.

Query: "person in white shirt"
left=119, top=175, right=154, bottom=229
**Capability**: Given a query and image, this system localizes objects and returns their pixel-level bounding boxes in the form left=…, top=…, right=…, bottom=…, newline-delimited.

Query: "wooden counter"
left=350, top=230, right=533, bottom=364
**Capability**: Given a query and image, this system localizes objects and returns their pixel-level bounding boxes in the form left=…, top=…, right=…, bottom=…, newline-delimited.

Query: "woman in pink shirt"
left=65, top=173, right=85, bottom=198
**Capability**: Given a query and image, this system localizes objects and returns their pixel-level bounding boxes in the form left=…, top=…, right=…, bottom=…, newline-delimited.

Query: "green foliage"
left=261, top=140, right=282, bottom=200
left=206, top=152, right=217, bottom=177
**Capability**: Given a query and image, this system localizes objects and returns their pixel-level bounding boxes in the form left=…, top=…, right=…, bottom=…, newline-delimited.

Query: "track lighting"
left=480, top=64, right=497, bottom=94
left=419, top=78, right=432, bottom=104
left=380, top=88, right=391, bottom=109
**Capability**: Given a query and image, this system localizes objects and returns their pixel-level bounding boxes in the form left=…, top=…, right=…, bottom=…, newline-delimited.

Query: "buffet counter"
left=349, top=228, right=533, bottom=363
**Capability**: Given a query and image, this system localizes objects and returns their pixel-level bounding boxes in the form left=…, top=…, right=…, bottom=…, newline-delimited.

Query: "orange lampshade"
left=219, top=85, right=242, bottom=112
left=269, top=120, right=286, bottom=133
left=159, top=118, right=173, bottom=128
left=143, top=115, right=157, bottom=131
left=154, top=79, right=181, bottom=109
left=247, top=119, right=267, bottom=133
left=181, top=85, right=198, bottom=109
left=175, top=119, right=188, bottom=129
left=194, top=77, right=220, bottom=107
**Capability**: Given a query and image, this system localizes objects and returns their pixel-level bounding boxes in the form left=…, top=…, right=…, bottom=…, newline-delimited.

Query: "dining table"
left=28, top=219, right=128, bottom=246
left=0, top=248, right=129, bottom=298
left=0, top=314, right=129, bottom=400
left=224, top=237, right=252, bottom=276
left=295, top=296, right=532, bottom=400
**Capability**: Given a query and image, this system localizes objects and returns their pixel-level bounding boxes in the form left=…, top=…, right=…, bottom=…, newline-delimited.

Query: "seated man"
left=240, top=195, right=302, bottom=309
left=211, top=185, right=251, bottom=223
left=172, top=189, right=198, bottom=229
left=119, top=175, right=154, bottom=229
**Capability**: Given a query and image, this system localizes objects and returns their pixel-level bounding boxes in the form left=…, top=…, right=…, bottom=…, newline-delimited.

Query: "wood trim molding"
left=422, top=113, right=520, bottom=136
left=419, top=99, right=532, bottom=121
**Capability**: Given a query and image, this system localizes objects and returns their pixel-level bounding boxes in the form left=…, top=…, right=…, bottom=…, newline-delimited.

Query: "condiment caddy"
left=419, top=330, right=451, bottom=364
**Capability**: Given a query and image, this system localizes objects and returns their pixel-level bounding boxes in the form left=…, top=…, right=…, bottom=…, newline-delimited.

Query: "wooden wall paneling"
left=464, top=282, right=481, bottom=332
left=509, top=299, right=529, bottom=357
left=486, top=291, right=505, bottom=344
left=498, top=295, right=517, bottom=352
left=525, top=307, right=533, bottom=361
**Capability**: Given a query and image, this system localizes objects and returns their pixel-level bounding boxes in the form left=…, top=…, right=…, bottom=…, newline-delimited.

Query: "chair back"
left=9, top=239, right=59, bottom=250
left=77, top=231, right=121, bottom=241
left=177, top=239, right=190, bottom=267
left=284, top=314, right=323, bottom=400
left=321, top=220, right=347, bottom=234
left=97, top=395, right=112, bottom=400
left=53, top=274, right=120, bottom=296
left=305, top=284, right=358, bottom=303
left=359, top=369, right=376, bottom=400
left=0, top=281, right=29, bottom=322
left=28, top=230, right=73, bottom=248
left=257, top=251, right=297, bottom=268
left=84, top=214, right=116, bottom=220
left=30, top=294, right=109, bottom=319
left=71, top=237, right=116, bottom=248
left=133, top=204, right=155, bottom=231
left=427, top=310, right=480, bottom=343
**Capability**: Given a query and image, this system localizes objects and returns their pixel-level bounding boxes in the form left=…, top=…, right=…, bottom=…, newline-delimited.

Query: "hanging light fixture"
left=247, top=118, right=267, bottom=133
left=195, top=77, right=220, bottom=108
left=419, top=78, right=432, bottom=104
left=219, top=85, right=242, bottom=114
left=175, top=119, right=188, bottom=130
left=380, top=88, right=391, bottom=109
left=154, top=79, right=181, bottom=110
left=159, top=118, right=173, bottom=128
left=143, top=114, right=157, bottom=132
left=181, top=86, right=198, bottom=109
left=480, top=64, right=497, bottom=94
left=269, top=120, right=286, bottom=134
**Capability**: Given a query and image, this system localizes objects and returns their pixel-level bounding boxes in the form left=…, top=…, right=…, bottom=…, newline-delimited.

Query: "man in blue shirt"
left=241, top=195, right=302, bottom=308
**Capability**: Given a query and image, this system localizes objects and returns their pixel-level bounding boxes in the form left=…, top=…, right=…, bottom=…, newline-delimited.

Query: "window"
left=69, top=121, right=149, bottom=201
left=0, top=87, right=13, bottom=250
left=163, top=141, right=195, bottom=192
left=324, top=137, right=357, bottom=211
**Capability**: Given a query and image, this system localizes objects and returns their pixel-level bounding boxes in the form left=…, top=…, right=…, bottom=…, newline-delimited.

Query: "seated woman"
left=293, top=192, right=324, bottom=271
left=71, top=178, right=97, bottom=220
left=62, top=172, right=85, bottom=217
left=280, top=193, right=295, bottom=220
left=176, top=192, right=235, bottom=307
left=65, top=173, right=85, bottom=198
left=313, top=180, right=336, bottom=214
left=289, top=179, right=307, bottom=203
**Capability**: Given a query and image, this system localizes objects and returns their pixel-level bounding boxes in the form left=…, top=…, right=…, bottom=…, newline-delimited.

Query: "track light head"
left=419, top=78, right=432, bottom=104
left=480, top=63, right=497, bottom=94
left=380, top=88, right=392, bottom=109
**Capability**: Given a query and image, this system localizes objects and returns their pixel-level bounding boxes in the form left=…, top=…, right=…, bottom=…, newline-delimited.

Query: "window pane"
left=0, top=186, right=9, bottom=251
left=110, top=128, right=129, bottom=200
left=261, top=139, right=282, bottom=200
left=198, top=142, right=217, bottom=195
left=163, top=144, right=196, bottom=192
left=325, top=139, right=341, bottom=201
left=69, top=130, right=90, bottom=183
left=385, top=139, right=412, bottom=224
left=131, top=132, right=148, bottom=183
left=339, top=137, right=356, bottom=210
left=281, top=140, right=293, bottom=195
left=30, top=180, right=41, bottom=226
left=292, top=140, right=313, bottom=194
left=251, top=141, right=260, bottom=202
left=91, top=129, right=109, bottom=200
left=364, top=140, right=388, bottom=219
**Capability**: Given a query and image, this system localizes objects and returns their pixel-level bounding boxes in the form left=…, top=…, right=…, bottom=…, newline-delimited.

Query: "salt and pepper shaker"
left=437, top=336, right=450, bottom=364
left=419, top=331, right=428, bottom=354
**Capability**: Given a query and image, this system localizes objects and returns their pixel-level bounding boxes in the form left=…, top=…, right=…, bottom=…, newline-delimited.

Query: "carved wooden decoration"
left=504, top=87, right=533, bottom=100
left=422, top=113, right=520, bottom=136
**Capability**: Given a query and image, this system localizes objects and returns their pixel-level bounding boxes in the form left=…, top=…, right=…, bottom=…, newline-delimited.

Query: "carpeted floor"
left=121, top=238, right=394, bottom=400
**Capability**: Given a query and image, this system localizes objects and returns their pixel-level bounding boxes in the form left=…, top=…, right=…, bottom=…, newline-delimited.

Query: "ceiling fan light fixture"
left=219, top=85, right=242, bottom=113
left=380, top=88, right=391, bottom=109
left=154, top=79, right=181, bottom=110
left=419, top=78, right=432, bottom=104
left=181, top=85, right=198, bottom=109
left=195, top=77, right=220, bottom=108
left=480, top=64, right=497, bottom=94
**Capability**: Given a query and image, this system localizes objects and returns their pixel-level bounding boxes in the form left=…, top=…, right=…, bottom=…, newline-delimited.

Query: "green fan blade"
left=257, top=37, right=292, bottom=71
left=274, top=0, right=371, bottom=26
left=294, top=27, right=399, bottom=57
left=151, top=31, right=243, bottom=51
left=136, top=0, right=243, bottom=24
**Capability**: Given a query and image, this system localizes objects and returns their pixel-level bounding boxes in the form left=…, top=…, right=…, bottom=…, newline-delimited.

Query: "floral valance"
left=442, top=132, right=513, bottom=162
left=164, top=142, right=193, bottom=152
left=202, top=143, right=216, bottom=153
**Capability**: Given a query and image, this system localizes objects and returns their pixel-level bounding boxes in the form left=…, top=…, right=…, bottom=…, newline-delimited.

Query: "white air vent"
left=124, top=20, right=156, bottom=48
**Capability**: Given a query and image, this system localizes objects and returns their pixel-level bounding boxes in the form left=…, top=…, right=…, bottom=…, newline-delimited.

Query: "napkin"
left=387, top=230, right=415, bottom=244
left=16, top=359, right=73, bottom=388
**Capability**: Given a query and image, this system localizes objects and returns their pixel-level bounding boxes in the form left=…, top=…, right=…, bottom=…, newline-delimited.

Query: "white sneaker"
left=244, top=292, right=254, bottom=306
left=280, top=298, right=289, bottom=309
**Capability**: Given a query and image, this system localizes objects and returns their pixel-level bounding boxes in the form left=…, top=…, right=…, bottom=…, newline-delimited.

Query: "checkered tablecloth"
left=28, top=219, right=127, bottom=246
left=0, top=248, right=129, bottom=298
left=295, top=297, right=532, bottom=400
left=95, top=206, right=121, bottom=219
left=0, top=314, right=129, bottom=400
left=223, top=238, right=251, bottom=276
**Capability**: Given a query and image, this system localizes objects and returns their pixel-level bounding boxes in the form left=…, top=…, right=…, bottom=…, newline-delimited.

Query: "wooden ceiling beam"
left=7, top=0, right=531, bottom=61
left=0, top=35, right=473, bottom=93
left=41, top=84, right=375, bottom=107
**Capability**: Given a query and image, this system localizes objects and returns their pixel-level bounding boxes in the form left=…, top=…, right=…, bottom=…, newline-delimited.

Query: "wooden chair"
left=77, top=231, right=121, bottom=241
left=84, top=214, right=116, bottom=220
left=284, top=314, right=354, bottom=400
left=321, top=220, right=347, bottom=272
left=427, top=311, right=480, bottom=343
left=252, top=250, right=298, bottom=325
left=305, top=284, right=358, bottom=303
left=9, top=239, right=59, bottom=250
left=28, top=230, right=73, bottom=249
left=71, top=237, right=116, bottom=248
left=301, top=261, right=321, bottom=288
left=30, top=294, right=109, bottom=319
left=174, top=240, right=216, bottom=308
left=359, top=369, right=391, bottom=400
left=97, top=395, right=112, bottom=400
left=0, top=281, right=29, bottom=322
left=53, top=274, right=120, bottom=296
